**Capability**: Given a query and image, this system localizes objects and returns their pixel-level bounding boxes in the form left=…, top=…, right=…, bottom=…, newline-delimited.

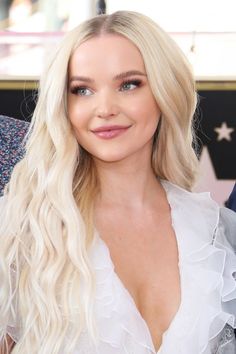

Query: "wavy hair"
left=0, top=11, right=198, bottom=353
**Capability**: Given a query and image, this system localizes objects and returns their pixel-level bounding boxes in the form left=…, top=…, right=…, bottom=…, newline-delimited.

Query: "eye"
left=70, top=86, right=93, bottom=96
left=120, top=79, right=142, bottom=92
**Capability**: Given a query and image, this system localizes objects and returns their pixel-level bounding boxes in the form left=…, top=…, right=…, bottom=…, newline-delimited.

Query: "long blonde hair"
left=0, top=11, right=198, bottom=353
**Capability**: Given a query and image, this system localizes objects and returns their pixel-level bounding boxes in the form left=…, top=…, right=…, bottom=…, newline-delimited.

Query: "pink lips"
left=91, top=125, right=131, bottom=139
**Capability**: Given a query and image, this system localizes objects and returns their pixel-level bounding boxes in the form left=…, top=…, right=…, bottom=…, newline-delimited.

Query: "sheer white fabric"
left=2, top=181, right=236, bottom=353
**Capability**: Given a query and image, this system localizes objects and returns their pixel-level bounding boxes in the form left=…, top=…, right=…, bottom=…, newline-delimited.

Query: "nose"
left=95, top=89, right=119, bottom=119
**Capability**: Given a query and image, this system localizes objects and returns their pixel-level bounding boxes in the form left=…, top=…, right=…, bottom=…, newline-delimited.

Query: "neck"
left=94, top=153, right=163, bottom=210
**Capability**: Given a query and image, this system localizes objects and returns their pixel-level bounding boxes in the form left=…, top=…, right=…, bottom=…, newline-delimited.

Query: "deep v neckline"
left=94, top=180, right=182, bottom=354
left=91, top=181, right=236, bottom=354
left=96, top=234, right=182, bottom=354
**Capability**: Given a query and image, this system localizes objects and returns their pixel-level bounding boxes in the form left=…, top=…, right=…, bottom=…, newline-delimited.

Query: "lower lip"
left=92, top=127, right=130, bottom=139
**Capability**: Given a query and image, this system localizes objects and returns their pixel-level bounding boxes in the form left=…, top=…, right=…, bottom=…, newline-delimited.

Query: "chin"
left=93, top=153, right=129, bottom=164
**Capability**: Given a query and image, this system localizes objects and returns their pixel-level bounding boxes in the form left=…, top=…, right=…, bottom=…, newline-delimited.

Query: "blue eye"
left=70, top=86, right=92, bottom=96
left=120, top=80, right=141, bottom=91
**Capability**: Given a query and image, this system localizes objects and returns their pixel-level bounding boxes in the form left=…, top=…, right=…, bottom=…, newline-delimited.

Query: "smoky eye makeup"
left=68, top=77, right=144, bottom=95
left=120, top=79, right=143, bottom=91
left=69, top=85, right=93, bottom=96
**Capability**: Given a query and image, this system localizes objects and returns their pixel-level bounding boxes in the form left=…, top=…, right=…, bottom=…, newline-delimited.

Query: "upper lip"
left=91, top=125, right=131, bottom=132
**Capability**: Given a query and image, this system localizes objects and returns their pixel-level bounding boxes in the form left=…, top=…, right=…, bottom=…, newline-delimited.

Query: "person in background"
left=0, top=11, right=236, bottom=354
left=227, top=183, right=236, bottom=212
left=0, top=115, right=29, bottom=196
left=0, top=0, right=12, bottom=26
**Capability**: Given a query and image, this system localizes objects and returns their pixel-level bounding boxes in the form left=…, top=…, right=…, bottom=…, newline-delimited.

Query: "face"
left=67, top=34, right=161, bottom=164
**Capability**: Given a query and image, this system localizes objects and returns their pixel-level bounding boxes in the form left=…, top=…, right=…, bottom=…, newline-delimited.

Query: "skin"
left=68, top=34, right=180, bottom=352
left=0, top=335, right=15, bottom=353
left=68, top=35, right=160, bottom=165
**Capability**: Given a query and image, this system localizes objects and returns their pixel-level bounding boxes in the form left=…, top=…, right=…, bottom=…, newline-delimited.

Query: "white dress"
left=3, top=181, right=236, bottom=353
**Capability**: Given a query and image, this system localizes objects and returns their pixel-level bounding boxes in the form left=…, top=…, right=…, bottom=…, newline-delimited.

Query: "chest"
left=95, top=214, right=181, bottom=351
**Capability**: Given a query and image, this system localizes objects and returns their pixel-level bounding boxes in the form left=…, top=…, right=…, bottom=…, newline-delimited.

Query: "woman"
left=0, top=11, right=236, bottom=354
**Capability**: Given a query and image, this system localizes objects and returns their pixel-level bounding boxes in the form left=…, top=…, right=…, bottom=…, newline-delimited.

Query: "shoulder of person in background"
left=226, top=184, right=236, bottom=213
left=0, top=115, right=30, bottom=196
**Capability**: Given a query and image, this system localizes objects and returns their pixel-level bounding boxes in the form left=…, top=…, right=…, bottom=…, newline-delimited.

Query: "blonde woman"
left=0, top=11, right=236, bottom=354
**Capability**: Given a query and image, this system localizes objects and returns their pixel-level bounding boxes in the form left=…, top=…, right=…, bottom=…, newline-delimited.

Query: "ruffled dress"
left=3, top=181, right=236, bottom=353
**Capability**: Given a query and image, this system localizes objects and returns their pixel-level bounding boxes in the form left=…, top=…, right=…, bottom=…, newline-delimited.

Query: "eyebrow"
left=69, top=70, right=147, bottom=84
left=113, top=70, right=147, bottom=80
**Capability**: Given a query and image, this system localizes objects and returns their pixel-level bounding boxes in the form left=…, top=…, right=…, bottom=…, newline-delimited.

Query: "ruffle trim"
left=90, top=233, right=155, bottom=353
left=89, top=180, right=236, bottom=354
left=157, top=181, right=236, bottom=354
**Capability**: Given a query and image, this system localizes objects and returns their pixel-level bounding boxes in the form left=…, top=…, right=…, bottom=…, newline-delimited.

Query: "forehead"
left=68, top=34, right=146, bottom=75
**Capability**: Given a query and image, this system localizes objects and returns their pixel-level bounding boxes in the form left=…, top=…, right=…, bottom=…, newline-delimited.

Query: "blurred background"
left=0, top=0, right=235, bottom=204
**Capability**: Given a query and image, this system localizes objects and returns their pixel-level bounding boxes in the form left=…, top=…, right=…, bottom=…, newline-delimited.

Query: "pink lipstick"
left=91, top=125, right=131, bottom=139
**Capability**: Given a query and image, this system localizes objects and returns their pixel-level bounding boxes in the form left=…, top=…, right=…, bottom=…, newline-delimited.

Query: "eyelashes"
left=120, top=79, right=142, bottom=91
left=70, top=86, right=92, bottom=96
left=69, top=79, right=143, bottom=96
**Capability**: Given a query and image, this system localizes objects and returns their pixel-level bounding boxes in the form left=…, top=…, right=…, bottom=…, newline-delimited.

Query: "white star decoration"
left=214, top=122, right=234, bottom=141
left=194, top=147, right=235, bottom=206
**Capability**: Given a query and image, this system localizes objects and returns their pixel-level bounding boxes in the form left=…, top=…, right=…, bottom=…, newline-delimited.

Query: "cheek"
left=132, top=102, right=160, bottom=126
left=137, top=102, right=161, bottom=139
left=68, top=101, right=87, bottom=129
left=126, top=92, right=160, bottom=120
left=67, top=98, right=77, bottom=125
